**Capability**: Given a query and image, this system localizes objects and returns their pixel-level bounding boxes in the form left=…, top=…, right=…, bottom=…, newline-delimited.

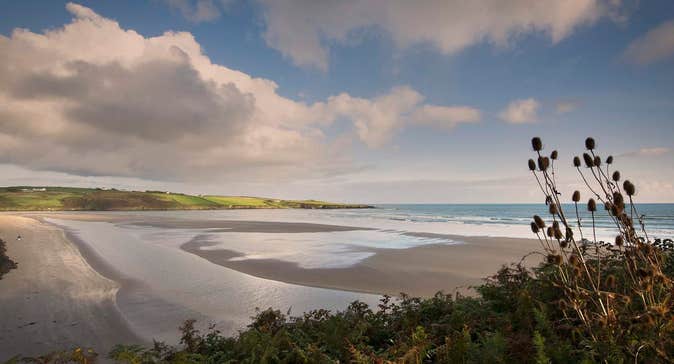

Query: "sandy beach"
left=0, top=211, right=544, bottom=358
left=0, top=215, right=141, bottom=360
left=182, top=231, right=542, bottom=297
left=36, top=212, right=543, bottom=297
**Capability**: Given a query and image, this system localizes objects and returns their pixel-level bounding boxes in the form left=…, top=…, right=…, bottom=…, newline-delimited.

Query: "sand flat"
left=0, top=215, right=140, bottom=360
left=29, top=212, right=544, bottom=297
left=182, top=231, right=543, bottom=297
left=0, top=211, right=545, bottom=359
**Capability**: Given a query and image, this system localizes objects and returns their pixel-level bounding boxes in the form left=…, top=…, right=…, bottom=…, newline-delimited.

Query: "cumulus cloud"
left=499, top=98, right=540, bottom=124
left=258, top=0, right=623, bottom=70
left=555, top=99, right=581, bottom=113
left=0, top=3, right=478, bottom=181
left=411, top=105, right=481, bottom=129
left=623, top=19, right=674, bottom=65
left=619, top=147, right=671, bottom=158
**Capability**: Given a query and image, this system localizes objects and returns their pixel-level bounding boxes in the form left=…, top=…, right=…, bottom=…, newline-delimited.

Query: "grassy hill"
left=0, top=186, right=372, bottom=211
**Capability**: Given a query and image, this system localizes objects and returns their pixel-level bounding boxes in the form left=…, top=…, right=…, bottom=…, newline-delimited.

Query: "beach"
left=0, top=210, right=547, bottom=358
left=0, top=215, right=141, bottom=360
left=182, top=232, right=542, bottom=297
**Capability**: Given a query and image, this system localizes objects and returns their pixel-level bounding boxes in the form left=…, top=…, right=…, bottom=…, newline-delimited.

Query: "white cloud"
left=499, top=98, right=540, bottom=124
left=555, top=100, right=581, bottom=113
left=623, top=19, right=674, bottom=65
left=0, top=3, right=478, bottom=181
left=619, top=147, right=671, bottom=158
left=412, top=105, right=481, bottom=129
left=258, top=0, right=623, bottom=70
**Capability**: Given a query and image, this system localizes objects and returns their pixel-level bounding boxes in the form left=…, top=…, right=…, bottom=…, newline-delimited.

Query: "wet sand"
left=0, top=215, right=141, bottom=361
left=182, top=232, right=542, bottom=297
left=0, top=211, right=543, bottom=359
left=27, top=212, right=543, bottom=298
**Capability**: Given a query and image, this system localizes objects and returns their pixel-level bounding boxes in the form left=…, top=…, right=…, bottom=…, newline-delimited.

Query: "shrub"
left=0, top=238, right=17, bottom=279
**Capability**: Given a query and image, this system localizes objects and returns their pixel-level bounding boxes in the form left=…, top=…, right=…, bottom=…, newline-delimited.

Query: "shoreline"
left=181, top=233, right=542, bottom=297
left=0, top=205, right=375, bottom=212
left=0, top=215, right=143, bottom=360
left=1, top=210, right=544, bottom=358
left=29, top=212, right=544, bottom=298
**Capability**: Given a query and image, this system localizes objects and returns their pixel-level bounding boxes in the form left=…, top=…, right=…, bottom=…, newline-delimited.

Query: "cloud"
left=412, top=105, right=481, bottom=129
left=499, top=98, right=540, bottom=124
left=555, top=99, right=581, bottom=113
left=619, top=147, right=670, bottom=158
left=623, top=19, right=674, bottom=65
left=163, top=0, right=224, bottom=22
left=258, top=0, right=624, bottom=70
left=0, top=3, right=478, bottom=181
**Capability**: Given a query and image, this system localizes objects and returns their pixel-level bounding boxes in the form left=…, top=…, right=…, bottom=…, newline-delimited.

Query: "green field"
left=0, top=186, right=372, bottom=211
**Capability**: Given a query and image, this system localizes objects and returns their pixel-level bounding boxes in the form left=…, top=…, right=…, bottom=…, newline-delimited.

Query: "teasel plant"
left=527, top=137, right=673, bottom=362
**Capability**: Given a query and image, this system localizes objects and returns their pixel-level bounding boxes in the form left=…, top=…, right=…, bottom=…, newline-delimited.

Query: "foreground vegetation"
left=0, top=238, right=17, bottom=279
left=0, top=187, right=372, bottom=211
left=4, top=137, right=674, bottom=363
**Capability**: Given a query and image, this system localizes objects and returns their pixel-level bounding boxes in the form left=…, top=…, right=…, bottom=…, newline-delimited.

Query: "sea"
left=108, top=203, right=674, bottom=241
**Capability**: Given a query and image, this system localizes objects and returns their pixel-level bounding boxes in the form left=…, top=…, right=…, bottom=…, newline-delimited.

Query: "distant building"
left=21, top=188, right=46, bottom=192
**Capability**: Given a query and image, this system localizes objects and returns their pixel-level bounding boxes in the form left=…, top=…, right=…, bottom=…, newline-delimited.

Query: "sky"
left=0, top=0, right=673, bottom=203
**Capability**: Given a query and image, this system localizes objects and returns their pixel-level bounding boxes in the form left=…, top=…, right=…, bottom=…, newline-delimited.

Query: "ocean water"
left=369, top=203, right=674, bottom=239
left=114, top=203, right=674, bottom=241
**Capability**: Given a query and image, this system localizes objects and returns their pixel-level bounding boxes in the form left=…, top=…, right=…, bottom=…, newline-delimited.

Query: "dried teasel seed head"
left=552, top=221, right=560, bottom=229
left=569, top=255, right=581, bottom=266
left=654, top=274, right=666, bottom=285
left=604, top=201, right=612, bottom=211
left=545, top=195, right=552, bottom=205
left=533, top=215, right=546, bottom=229
left=554, top=229, right=563, bottom=240
left=528, top=159, right=536, bottom=171
left=613, top=192, right=624, bottom=207
left=606, top=275, right=616, bottom=289
left=549, top=203, right=558, bottom=215
left=573, top=267, right=582, bottom=278
left=588, top=198, right=597, bottom=212
left=547, top=254, right=562, bottom=265
left=612, top=170, right=620, bottom=182
left=537, top=156, right=550, bottom=171
left=611, top=204, right=624, bottom=217
left=565, top=228, right=573, bottom=239
left=593, top=155, right=601, bottom=167
left=585, top=137, right=595, bottom=150
left=583, top=153, right=594, bottom=168
left=606, top=155, right=613, bottom=164
left=547, top=227, right=554, bottom=238
left=531, top=137, right=543, bottom=152
left=573, top=156, right=581, bottom=167
left=551, top=150, right=558, bottom=160
left=623, top=180, right=636, bottom=196
left=530, top=222, right=540, bottom=234
left=615, top=235, right=624, bottom=247
left=572, top=190, right=580, bottom=202
left=559, top=239, right=568, bottom=248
